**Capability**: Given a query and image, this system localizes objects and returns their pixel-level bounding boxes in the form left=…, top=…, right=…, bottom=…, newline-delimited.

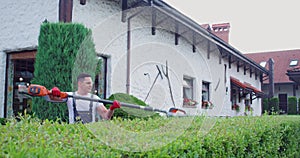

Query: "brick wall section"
left=211, top=23, right=230, bottom=43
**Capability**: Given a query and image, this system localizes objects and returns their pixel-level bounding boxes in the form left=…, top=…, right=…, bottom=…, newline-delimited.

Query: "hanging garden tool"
left=162, top=61, right=176, bottom=107
left=144, top=65, right=163, bottom=102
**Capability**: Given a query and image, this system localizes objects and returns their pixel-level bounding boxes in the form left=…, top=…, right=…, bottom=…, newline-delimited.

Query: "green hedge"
left=299, top=98, right=300, bottom=114
left=31, top=22, right=97, bottom=121
left=288, top=97, right=297, bottom=115
left=107, top=93, right=159, bottom=119
left=1, top=115, right=300, bottom=157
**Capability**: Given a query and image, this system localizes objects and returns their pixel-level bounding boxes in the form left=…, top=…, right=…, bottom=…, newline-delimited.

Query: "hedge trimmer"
left=18, top=84, right=186, bottom=117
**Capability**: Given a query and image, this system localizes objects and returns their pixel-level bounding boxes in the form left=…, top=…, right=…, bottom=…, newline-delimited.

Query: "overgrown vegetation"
left=31, top=22, right=97, bottom=121
left=1, top=115, right=300, bottom=157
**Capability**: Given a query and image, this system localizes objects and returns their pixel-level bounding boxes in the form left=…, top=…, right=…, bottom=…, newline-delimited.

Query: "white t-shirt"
left=67, top=92, right=102, bottom=124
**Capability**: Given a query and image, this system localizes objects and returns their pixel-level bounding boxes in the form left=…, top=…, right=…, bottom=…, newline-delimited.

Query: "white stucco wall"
left=0, top=0, right=59, bottom=117
left=274, top=84, right=297, bottom=98
left=0, top=0, right=59, bottom=51
left=262, top=84, right=300, bottom=99
left=73, top=0, right=262, bottom=116
left=0, top=0, right=263, bottom=117
left=0, top=52, right=6, bottom=117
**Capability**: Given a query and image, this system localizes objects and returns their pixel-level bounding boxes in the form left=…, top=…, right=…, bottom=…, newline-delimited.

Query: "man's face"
left=78, top=77, right=93, bottom=94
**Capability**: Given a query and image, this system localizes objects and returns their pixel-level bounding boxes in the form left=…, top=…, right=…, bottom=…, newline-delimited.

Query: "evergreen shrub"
left=287, top=97, right=297, bottom=115
left=31, top=22, right=97, bottom=121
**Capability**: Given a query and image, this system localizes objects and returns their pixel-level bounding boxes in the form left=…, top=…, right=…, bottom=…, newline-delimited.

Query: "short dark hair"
left=77, top=73, right=91, bottom=83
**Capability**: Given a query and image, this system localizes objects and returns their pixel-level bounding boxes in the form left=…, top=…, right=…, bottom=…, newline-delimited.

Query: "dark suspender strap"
left=72, top=92, right=81, bottom=123
left=88, top=94, right=93, bottom=121
left=72, top=92, right=94, bottom=123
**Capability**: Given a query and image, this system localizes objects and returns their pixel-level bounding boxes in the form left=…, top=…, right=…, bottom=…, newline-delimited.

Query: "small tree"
left=269, top=97, right=279, bottom=114
left=31, top=22, right=97, bottom=121
left=287, top=97, right=297, bottom=115
left=262, top=98, right=269, bottom=114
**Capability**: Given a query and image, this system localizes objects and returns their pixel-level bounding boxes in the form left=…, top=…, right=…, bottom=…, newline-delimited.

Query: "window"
left=231, top=89, right=237, bottom=104
left=94, top=56, right=107, bottom=99
left=260, top=61, right=267, bottom=67
left=231, top=88, right=240, bottom=111
left=202, top=81, right=210, bottom=101
left=183, top=77, right=196, bottom=107
left=290, top=60, right=298, bottom=67
left=202, top=81, right=211, bottom=109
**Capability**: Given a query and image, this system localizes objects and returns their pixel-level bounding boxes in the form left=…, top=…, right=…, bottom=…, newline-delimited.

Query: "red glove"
left=110, top=100, right=121, bottom=111
left=51, top=87, right=61, bottom=97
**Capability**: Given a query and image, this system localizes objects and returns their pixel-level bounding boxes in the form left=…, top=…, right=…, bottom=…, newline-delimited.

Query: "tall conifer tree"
left=32, top=22, right=97, bottom=121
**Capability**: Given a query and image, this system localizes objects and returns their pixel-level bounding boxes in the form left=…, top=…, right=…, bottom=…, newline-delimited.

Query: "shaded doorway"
left=13, top=59, right=35, bottom=116
left=278, top=93, right=288, bottom=114
left=5, top=50, right=36, bottom=117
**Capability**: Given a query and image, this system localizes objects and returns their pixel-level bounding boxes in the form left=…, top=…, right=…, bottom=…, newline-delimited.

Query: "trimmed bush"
left=31, top=22, right=97, bottom=121
left=1, top=115, right=300, bottom=157
left=288, top=97, right=297, bottom=115
left=107, top=93, right=159, bottom=119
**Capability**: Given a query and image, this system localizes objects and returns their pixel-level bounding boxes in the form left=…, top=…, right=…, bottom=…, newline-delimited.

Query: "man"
left=51, top=73, right=120, bottom=123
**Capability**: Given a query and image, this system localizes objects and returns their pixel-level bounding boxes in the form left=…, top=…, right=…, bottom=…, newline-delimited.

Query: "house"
left=287, top=65, right=300, bottom=85
left=245, top=50, right=300, bottom=113
left=0, top=0, right=269, bottom=118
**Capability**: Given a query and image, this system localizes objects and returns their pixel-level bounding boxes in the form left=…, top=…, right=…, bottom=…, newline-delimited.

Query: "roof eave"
left=152, top=0, right=269, bottom=75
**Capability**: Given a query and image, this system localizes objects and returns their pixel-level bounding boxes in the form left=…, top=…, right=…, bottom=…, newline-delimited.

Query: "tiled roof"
left=245, top=49, right=300, bottom=83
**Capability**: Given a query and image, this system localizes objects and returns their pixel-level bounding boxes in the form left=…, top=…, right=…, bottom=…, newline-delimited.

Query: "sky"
left=163, top=0, right=300, bottom=53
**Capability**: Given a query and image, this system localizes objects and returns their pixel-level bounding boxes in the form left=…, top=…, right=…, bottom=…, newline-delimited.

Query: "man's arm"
left=96, top=100, right=120, bottom=120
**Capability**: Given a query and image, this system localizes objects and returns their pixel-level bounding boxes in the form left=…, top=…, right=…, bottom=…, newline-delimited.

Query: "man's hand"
left=110, top=100, right=121, bottom=111
left=51, top=87, right=61, bottom=97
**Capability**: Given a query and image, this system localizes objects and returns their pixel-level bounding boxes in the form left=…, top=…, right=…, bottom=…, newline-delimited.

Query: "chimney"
left=211, top=23, right=230, bottom=43
left=201, top=24, right=211, bottom=32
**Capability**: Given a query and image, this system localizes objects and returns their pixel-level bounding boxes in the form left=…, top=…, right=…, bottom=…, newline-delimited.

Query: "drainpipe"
left=126, top=19, right=131, bottom=94
left=125, top=1, right=152, bottom=94
left=268, top=58, right=274, bottom=98
left=267, top=58, right=274, bottom=113
left=59, top=0, right=73, bottom=22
